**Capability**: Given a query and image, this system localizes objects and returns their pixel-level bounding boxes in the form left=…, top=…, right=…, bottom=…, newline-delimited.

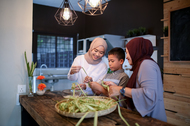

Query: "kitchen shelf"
left=161, top=18, right=168, bottom=21
left=180, top=74, right=190, bottom=78
left=173, top=93, right=190, bottom=99
left=122, top=34, right=156, bottom=46
left=161, top=55, right=168, bottom=57
left=160, top=37, right=169, bottom=39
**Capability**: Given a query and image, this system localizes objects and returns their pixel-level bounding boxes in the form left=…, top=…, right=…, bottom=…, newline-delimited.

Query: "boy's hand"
left=83, top=76, right=93, bottom=83
left=75, top=84, right=86, bottom=90
left=70, top=66, right=81, bottom=74
left=104, top=81, right=117, bottom=86
left=89, top=82, right=103, bottom=95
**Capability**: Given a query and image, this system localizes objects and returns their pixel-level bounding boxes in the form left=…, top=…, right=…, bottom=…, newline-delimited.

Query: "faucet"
left=40, top=64, right=48, bottom=75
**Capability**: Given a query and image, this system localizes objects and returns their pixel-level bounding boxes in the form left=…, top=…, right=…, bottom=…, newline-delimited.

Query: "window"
left=35, top=34, right=73, bottom=68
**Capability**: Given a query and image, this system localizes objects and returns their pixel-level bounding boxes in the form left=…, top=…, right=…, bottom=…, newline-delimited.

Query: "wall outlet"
left=18, top=85, right=26, bottom=94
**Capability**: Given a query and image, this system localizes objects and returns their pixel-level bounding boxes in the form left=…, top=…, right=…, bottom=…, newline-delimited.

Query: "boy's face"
left=108, top=54, right=124, bottom=71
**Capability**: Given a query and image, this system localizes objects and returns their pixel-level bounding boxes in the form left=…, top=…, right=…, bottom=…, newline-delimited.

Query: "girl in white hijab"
left=67, top=37, right=108, bottom=95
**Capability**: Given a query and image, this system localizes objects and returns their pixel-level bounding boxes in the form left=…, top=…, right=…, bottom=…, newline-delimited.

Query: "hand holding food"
left=109, top=86, right=122, bottom=97
left=70, top=66, right=81, bottom=74
left=104, top=81, right=117, bottom=86
left=89, top=81, right=104, bottom=95
left=101, top=81, right=109, bottom=92
left=75, top=84, right=86, bottom=90
left=83, top=76, right=93, bottom=83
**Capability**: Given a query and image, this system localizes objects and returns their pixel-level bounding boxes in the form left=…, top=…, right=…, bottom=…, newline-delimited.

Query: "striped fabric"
left=103, top=69, right=129, bottom=87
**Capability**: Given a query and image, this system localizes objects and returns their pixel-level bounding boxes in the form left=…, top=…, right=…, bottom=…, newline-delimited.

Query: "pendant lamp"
left=54, top=0, right=78, bottom=26
left=78, top=0, right=108, bottom=16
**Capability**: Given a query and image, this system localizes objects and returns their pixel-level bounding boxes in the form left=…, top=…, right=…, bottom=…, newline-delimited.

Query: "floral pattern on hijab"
left=84, top=37, right=107, bottom=65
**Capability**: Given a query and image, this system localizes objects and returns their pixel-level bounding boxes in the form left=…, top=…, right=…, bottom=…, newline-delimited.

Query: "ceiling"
left=33, top=0, right=110, bottom=12
left=33, top=0, right=81, bottom=11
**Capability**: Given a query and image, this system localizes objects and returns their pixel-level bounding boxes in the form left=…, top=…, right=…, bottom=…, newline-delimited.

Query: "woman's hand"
left=83, top=76, right=93, bottom=83
left=89, top=82, right=106, bottom=95
left=109, top=86, right=122, bottom=97
left=70, top=66, right=81, bottom=74
left=75, top=84, right=86, bottom=90
left=109, top=86, right=132, bottom=98
left=104, top=81, right=117, bottom=86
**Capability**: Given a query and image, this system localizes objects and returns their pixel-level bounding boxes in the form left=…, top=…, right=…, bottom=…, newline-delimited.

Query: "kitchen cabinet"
left=77, top=34, right=125, bottom=56
left=122, top=34, right=156, bottom=46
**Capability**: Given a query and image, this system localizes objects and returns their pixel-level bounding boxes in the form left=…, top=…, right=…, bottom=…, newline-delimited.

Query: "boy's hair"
left=108, top=47, right=125, bottom=61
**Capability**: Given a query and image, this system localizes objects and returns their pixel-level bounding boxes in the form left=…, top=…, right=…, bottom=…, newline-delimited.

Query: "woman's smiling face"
left=91, top=46, right=105, bottom=60
left=126, top=48, right=133, bottom=65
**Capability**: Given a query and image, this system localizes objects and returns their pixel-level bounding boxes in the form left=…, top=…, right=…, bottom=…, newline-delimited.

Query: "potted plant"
left=132, top=29, right=140, bottom=37
left=24, top=51, right=37, bottom=97
left=126, top=30, right=133, bottom=37
left=163, top=26, right=168, bottom=37
left=139, top=27, right=147, bottom=35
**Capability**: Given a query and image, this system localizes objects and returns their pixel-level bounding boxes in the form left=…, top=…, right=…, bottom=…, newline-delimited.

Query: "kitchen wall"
left=85, top=0, right=163, bottom=69
left=85, top=0, right=163, bottom=38
left=32, top=4, right=86, bottom=60
left=162, top=0, right=190, bottom=125
left=32, top=0, right=163, bottom=102
left=33, top=0, right=163, bottom=69
left=0, top=0, right=32, bottom=126
left=0, top=0, right=163, bottom=125
left=33, top=4, right=86, bottom=38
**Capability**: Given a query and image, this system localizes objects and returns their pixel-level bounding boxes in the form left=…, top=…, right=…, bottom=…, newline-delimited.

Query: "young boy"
left=89, top=47, right=129, bottom=96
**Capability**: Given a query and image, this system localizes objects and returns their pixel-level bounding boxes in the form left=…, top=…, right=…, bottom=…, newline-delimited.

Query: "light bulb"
left=63, top=8, right=71, bottom=20
left=88, top=0, right=100, bottom=7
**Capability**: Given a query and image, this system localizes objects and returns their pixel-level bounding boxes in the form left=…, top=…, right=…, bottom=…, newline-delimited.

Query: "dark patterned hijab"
left=125, top=37, right=154, bottom=109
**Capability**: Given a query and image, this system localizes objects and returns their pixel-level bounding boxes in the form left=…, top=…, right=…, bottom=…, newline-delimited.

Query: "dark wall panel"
left=84, top=0, right=163, bottom=69
left=33, top=0, right=163, bottom=69
left=33, top=4, right=86, bottom=58
left=85, top=0, right=163, bottom=37
left=33, top=4, right=86, bottom=38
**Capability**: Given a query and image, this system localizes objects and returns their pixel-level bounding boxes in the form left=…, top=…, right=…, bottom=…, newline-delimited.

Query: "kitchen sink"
left=43, top=74, right=59, bottom=84
left=42, top=74, right=69, bottom=91
left=32, top=68, right=70, bottom=93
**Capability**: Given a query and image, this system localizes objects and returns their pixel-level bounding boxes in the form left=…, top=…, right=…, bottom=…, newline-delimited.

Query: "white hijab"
left=84, top=37, right=107, bottom=65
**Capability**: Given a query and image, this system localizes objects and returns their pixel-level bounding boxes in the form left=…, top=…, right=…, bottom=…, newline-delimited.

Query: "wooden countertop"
left=19, top=91, right=174, bottom=126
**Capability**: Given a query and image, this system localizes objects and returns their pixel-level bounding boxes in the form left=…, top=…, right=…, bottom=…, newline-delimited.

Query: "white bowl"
left=36, top=90, right=45, bottom=95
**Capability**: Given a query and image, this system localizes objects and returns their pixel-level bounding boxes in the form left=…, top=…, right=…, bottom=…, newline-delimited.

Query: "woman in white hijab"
left=67, top=37, right=108, bottom=95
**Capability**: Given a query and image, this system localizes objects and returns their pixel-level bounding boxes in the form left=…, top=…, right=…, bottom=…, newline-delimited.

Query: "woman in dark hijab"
left=108, top=37, right=167, bottom=122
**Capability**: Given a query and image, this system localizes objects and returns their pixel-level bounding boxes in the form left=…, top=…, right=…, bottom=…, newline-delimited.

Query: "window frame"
left=32, top=31, right=77, bottom=68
